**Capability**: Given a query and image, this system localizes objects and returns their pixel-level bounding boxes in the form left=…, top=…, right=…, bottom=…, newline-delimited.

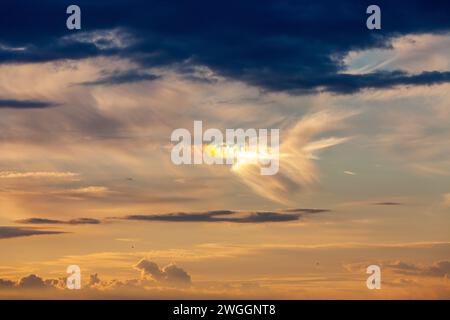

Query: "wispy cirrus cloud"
left=232, top=110, right=354, bottom=204
left=344, top=33, right=450, bottom=75
left=0, top=171, right=79, bottom=179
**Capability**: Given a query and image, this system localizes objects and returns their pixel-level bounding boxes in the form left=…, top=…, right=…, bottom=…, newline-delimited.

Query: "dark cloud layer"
left=13, top=208, right=327, bottom=231
left=0, top=274, right=54, bottom=289
left=1, top=1, right=450, bottom=93
left=0, top=279, right=15, bottom=289
left=281, top=208, right=331, bottom=213
left=386, top=260, right=450, bottom=278
left=123, top=208, right=328, bottom=223
left=0, top=226, right=65, bottom=239
left=80, top=69, right=160, bottom=86
left=0, top=259, right=192, bottom=292
left=0, top=99, right=57, bottom=109
left=16, top=218, right=101, bottom=225
left=373, top=202, right=403, bottom=206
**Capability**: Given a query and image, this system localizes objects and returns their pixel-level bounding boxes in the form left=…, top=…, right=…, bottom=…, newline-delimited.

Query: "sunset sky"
left=0, top=0, right=449, bottom=299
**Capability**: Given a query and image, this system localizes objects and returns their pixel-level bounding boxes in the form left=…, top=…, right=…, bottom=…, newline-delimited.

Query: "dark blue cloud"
left=16, top=217, right=101, bottom=225
left=373, top=202, right=403, bottom=206
left=0, top=226, right=65, bottom=239
left=123, top=208, right=328, bottom=223
left=125, top=210, right=302, bottom=223
left=80, top=69, right=160, bottom=86
left=1, top=0, right=450, bottom=93
left=0, top=98, right=57, bottom=109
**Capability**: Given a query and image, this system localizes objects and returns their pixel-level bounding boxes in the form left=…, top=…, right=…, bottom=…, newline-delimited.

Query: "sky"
left=0, top=0, right=449, bottom=299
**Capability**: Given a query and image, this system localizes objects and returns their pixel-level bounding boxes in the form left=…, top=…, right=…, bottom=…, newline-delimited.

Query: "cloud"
left=309, top=70, right=450, bottom=94
left=0, top=279, right=15, bottom=289
left=0, top=258, right=192, bottom=292
left=361, top=82, right=450, bottom=176
left=280, top=208, right=330, bottom=214
left=373, top=202, right=403, bottom=206
left=2, top=249, right=448, bottom=299
left=16, top=218, right=101, bottom=225
left=135, top=260, right=164, bottom=280
left=422, top=261, right=450, bottom=277
left=344, top=33, right=450, bottom=74
left=69, top=186, right=109, bottom=194
left=50, top=186, right=112, bottom=199
left=232, top=110, right=354, bottom=203
left=386, top=260, right=450, bottom=278
left=0, top=274, right=65, bottom=290
left=88, top=273, right=101, bottom=287
left=0, top=171, right=79, bottom=179
left=80, top=69, right=160, bottom=86
left=62, top=28, right=137, bottom=51
left=135, top=259, right=191, bottom=286
left=0, top=226, right=65, bottom=239
left=17, top=274, right=47, bottom=289
left=122, top=208, right=327, bottom=223
left=1, top=1, right=450, bottom=94
left=0, top=98, right=57, bottom=109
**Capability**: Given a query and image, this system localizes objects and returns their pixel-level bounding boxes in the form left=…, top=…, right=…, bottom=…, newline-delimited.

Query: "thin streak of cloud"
left=68, top=186, right=109, bottom=194
left=121, top=208, right=328, bottom=224
left=0, top=98, right=58, bottom=109
left=0, top=171, right=79, bottom=179
left=16, top=218, right=101, bottom=225
left=373, top=202, right=403, bottom=206
left=0, top=226, right=65, bottom=239
left=80, top=69, right=160, bottom=86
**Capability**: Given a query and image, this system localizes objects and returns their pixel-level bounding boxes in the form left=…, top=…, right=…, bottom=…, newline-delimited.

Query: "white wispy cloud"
left=232, top=110, right=355, bottom=204
left=0, top=171, right=79, bottom=179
